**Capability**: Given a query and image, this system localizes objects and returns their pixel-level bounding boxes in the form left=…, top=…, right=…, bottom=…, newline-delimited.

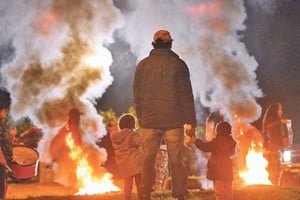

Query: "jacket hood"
left=110, top=128, right=132, bottom=145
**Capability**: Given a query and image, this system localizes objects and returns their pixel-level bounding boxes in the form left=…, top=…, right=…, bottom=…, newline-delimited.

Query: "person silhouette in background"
left=262, top=103, right=289, bottom=185
left=49, top=108, right=83, bottom=185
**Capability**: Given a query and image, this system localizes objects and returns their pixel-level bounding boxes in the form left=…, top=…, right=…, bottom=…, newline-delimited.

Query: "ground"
left=6, top=182, right=300, bottom=200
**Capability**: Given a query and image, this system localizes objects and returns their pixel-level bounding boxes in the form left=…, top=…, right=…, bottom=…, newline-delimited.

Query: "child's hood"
left=110, top=128, right=132, bottom=145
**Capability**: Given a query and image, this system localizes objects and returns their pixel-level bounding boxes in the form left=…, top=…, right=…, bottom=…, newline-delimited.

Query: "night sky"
left=98, top=1, right=300, bottom=143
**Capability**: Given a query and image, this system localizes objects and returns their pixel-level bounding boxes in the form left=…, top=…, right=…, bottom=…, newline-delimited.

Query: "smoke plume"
left=122, top=0, right=263, bottom=123
left=0, top=0, right=123, bottom=186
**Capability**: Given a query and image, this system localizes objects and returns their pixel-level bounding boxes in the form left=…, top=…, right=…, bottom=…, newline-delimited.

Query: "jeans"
left=139, top=128, right=187, bottom=199
left=124, top=173, right=141, bottom=200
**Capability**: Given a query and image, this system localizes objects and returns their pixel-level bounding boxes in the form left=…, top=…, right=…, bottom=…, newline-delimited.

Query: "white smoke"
left=0, top=0, right=124, bottom=186
left=0, top=0, right=124, bottom=133
left=122, top=0, right=263, bottom=123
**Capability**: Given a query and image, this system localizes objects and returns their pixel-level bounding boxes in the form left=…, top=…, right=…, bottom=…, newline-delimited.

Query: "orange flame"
left=65, top=133, right=120, bottom=195
left=239, top=141, right=272, bottom=185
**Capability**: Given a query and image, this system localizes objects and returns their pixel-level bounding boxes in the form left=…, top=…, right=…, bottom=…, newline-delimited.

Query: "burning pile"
left=239, top=141, right=271, bottom=185
left=234, top=121, right=272, bottom=186
left=65, top=132, right=119, bottom=195
left=48, top=108, right=120, bottom=194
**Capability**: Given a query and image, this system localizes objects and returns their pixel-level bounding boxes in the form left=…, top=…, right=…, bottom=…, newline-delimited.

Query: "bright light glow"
left=239, top=141, right=272, bottom=185
left=82, top=46, right=113, bottom=68
left=282, top=150, right=291, bottom=163
left=186, top=2, right=222, bottom=16
left=240, top=130, right=244, bottom=136
left=66, top=133, right=120, bottom=195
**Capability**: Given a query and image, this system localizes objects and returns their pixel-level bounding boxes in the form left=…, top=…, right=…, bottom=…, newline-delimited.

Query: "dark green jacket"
left=133, top=48, right=196, bottom=129
left=195, top=134, right=236, bottom=181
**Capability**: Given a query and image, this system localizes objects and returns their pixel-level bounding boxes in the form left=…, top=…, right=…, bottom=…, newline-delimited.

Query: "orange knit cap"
left=153, top=30, right=173, bottom=43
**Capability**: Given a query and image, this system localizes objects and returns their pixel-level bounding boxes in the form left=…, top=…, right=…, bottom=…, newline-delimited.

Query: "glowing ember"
left=66, top=133, right=120, bottom=195
left=239, top=141, right=272, bottom=185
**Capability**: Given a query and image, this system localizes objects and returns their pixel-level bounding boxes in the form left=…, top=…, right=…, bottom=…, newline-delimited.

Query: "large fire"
left=239, top=141, right=272, bottom=185
left=65, top=133, right=120, bottom=195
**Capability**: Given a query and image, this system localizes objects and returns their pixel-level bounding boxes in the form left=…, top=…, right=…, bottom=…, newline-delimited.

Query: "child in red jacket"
left=191, top=121, right=236, bottom=200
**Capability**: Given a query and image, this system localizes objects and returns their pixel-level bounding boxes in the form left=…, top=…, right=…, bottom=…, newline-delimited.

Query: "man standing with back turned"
left=133, top=30, right=196, bottom=200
